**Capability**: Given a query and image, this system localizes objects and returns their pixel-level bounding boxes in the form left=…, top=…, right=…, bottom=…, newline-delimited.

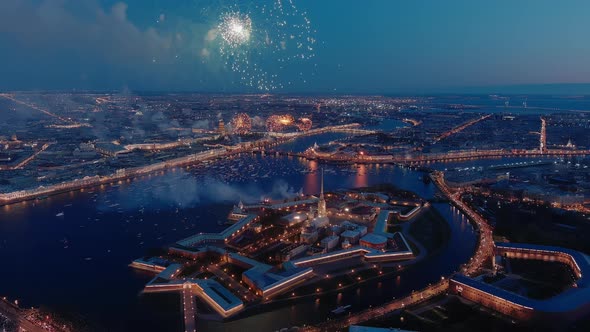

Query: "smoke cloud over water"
left=0, top=0, right=221, bottom=91
left=102, top=171, right=300, bottom=211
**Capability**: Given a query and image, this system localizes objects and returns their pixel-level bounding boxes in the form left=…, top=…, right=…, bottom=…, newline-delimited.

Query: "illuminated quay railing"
left=301, top=279, right=450, bottom=331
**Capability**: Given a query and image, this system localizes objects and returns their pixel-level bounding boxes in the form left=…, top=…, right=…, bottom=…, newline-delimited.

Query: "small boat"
left=56, top=212, right=64, bottom=217
left=61, top=238, right=69, bottom=249
left=331, top=305, right=351, bottom=315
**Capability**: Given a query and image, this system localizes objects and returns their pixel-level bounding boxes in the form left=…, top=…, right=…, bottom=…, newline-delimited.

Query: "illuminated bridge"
left=297, top=148, right=590, bottom=165
left=330, top=128, right=377, bottom=135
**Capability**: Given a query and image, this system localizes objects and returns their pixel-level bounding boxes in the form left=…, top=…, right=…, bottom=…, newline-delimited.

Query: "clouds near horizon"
left=2, top=0, right=590, bottom=93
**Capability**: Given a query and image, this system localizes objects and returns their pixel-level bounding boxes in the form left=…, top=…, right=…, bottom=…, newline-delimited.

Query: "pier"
left=182, top=284, right=197, bottom=332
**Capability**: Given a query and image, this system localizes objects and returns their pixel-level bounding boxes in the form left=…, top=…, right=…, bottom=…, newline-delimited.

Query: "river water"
left=0, top=126, right=476, bottom=332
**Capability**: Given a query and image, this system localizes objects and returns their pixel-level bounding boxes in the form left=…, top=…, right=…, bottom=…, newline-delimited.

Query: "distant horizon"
left=3, top=1, right=590, bottom=93
left=4, top=82, right=590, bottom=96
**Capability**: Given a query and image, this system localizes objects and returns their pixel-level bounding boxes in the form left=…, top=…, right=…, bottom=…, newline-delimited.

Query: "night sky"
left=1, top=0, right=589, bottom=93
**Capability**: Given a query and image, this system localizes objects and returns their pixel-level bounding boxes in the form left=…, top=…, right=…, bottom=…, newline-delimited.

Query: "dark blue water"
left=0, top=132, right=476, bottom=332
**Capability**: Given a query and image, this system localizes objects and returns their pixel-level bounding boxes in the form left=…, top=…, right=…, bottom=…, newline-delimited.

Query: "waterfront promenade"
left=182, top=284, right=197, bottom=332
left=301, top=280, right=449, bottom=331
left=0, top=124, right=360, bottom=206
left=287, top=147, right=590, bottom=165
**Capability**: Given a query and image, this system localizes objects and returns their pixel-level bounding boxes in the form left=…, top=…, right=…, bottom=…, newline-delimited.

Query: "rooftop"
left=360, top=233, right=387, bottom=245
left=193, top=279, right=243, bottom=312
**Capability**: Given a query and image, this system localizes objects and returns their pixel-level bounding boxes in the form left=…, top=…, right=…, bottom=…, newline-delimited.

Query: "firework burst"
left=296, top=117, right=312, bottom=131
left=218, top=11, right=252, bottom=48
left=230, top=113, right=252, bottom=134
left=207, top=0, right=316, bottom=91
left=266, top=114, right=295, bottom=132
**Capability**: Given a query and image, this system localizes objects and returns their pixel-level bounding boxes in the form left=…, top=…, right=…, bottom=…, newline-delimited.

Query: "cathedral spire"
left=320, top=168, right=324, bottom=198
left=318, top=168, right=327, bottom=218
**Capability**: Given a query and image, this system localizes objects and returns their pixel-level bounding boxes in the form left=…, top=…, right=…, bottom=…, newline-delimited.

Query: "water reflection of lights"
left=354, top=164, right=368, bottom=188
